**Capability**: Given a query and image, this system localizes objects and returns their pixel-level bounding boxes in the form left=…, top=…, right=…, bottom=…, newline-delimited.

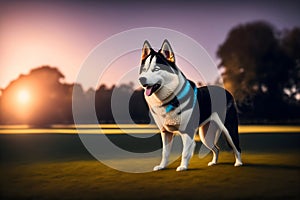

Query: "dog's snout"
left=139, top=77, right=147, bottom=87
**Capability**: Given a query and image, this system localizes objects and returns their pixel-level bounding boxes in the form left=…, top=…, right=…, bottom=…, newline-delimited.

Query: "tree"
left=217, top=21, right=300, bottom=121
left=281, top=27, right=300, bottom=105
left=0, top=66, right=74, bottom=125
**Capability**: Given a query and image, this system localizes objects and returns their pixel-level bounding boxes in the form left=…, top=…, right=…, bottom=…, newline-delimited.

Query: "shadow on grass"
left=208, top=162, right=300, bottom=170
left=162, top=168, right=205, bottom=171
left=149, top=164, right=300, bottom=172
left=243, top=163, right=300, bottom=170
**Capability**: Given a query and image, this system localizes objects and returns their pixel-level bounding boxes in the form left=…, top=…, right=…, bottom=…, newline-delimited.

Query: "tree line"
left=0, top=66, right=149, bottom=125
left=0, top=21, right=299, bottom=125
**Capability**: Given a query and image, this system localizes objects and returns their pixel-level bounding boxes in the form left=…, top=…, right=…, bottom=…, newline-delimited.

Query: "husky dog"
left=138, top=40, right=242, bottom=171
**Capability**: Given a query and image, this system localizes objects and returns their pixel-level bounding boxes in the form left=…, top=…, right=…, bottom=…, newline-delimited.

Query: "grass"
left=0, top=130, right=299, bottom=199
left=1, top=151, right=299, bottom=200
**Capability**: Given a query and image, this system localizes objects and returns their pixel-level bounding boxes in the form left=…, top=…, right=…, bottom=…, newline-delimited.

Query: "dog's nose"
left=139, top=77, right=147, bottom=87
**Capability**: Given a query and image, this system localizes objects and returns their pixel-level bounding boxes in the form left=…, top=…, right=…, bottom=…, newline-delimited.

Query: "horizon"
left=1, top=0, right=300, bottom=90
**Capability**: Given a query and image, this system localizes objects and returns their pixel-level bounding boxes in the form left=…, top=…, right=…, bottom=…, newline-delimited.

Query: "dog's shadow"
left=241, top=163, right=299, bottom=170
left=163, top=162, right=300, bottom=171
left=210, top=162, right=299, bottom=170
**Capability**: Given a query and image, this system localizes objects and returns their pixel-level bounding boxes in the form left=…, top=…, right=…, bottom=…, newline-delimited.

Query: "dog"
left=138, top=40, right=242, bottom=171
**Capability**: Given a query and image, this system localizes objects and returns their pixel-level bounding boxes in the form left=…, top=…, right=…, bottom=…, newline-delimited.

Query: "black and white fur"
left=139, top=40, right=242, bottom=171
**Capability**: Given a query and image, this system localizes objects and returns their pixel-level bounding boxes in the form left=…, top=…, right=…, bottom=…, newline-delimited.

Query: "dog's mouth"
left=145, top=83, right=161, bottom=96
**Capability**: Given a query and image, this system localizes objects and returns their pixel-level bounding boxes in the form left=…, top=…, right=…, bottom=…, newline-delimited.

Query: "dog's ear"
left=141, top=40, right=152, bottom=61
left=159, top=39, right=175, bottom=63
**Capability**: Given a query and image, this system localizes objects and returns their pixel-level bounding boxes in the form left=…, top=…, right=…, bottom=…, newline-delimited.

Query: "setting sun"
left=17, top=90, right=31, bottom=104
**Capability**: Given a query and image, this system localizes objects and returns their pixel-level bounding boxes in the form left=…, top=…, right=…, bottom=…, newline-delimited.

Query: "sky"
left=1, top=0, right=299, bottom=91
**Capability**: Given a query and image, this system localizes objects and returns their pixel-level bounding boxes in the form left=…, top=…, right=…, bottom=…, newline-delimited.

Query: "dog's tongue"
left=145, top=86, right=153, bottom=96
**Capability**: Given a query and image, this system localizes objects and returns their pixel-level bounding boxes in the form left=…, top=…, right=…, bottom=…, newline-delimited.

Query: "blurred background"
left=0, top=0, right=299, bottom=126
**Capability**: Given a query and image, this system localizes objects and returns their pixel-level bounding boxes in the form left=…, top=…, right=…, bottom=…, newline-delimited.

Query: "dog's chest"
left=147, top=98, right=192, bottom=132
left=151, top=105, right=181, bottom=131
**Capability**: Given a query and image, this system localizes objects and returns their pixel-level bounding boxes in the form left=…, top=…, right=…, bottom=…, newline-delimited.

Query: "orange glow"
left=1, top=81, right=38, bottom=123
left=13, top=87, right=34, bottom=121
left=17, top=90, right=31, bottom=104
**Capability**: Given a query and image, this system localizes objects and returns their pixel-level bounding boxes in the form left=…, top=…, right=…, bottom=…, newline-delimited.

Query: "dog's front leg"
left=176, top=133, right=195, bottom=171
left=153, top=131, right=174, bottom=171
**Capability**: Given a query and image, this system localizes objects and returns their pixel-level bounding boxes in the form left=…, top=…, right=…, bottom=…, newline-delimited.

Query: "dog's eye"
left=153, top=66, right=160, bottom=72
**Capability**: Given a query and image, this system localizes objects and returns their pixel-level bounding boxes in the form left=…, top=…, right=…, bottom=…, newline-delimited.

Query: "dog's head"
left=138, top=40, right=182, bottom=100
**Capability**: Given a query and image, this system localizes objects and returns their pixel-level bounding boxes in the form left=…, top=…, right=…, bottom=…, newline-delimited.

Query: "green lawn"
left=1, top=152, right=299, bottom=200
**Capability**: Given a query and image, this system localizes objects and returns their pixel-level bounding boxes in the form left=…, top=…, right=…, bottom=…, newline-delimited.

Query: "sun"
left=17, top=90, right=31, bottom=104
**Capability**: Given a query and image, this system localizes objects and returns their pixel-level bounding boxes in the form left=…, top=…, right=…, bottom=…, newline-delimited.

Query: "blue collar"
left=165, top=81, right=197, bottom=113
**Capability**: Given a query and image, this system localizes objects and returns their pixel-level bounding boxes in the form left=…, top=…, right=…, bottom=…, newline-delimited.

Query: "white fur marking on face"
left=149, top=56, right=157, bottom=71
left=143, top=56, right=151, bottom=72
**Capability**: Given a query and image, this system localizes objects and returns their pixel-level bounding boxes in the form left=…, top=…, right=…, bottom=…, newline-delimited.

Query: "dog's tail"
left=224, top=92, right=241, bottom=153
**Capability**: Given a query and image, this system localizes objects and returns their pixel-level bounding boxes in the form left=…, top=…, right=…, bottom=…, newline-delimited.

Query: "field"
left=0, top=127, right=299, bottom=199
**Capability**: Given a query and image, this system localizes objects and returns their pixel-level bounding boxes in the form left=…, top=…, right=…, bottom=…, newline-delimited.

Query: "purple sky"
left=0, top=0, right=299, bottom=90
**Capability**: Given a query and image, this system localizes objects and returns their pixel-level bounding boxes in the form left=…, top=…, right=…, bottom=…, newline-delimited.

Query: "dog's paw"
left=234, top=161, right=243, bottom=167
left=153, top=165, right=165, bottom=171
left=208, top=161, right=217, bottom=166
left=176, top=166, right=187, bottom=171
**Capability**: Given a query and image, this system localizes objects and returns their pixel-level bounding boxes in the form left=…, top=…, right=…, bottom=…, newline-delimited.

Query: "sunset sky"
left=1, top=0, right=299, bottom=90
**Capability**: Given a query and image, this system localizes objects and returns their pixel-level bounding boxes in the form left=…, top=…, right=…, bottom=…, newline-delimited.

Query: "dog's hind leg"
left=211, top=112, right=243, bottom=167
left=223, top=125, right=242, bottom=167
left=153, top=131, right=174, bottom=171
left=224, top=104, right=242, bottom=166
left=176, top=133, right=195, bottom=171
left=208, top=145, right=220, bottom=166
left=199, top=121, right=221, bottom=166
left=210, top=128, right=222, bottom=166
